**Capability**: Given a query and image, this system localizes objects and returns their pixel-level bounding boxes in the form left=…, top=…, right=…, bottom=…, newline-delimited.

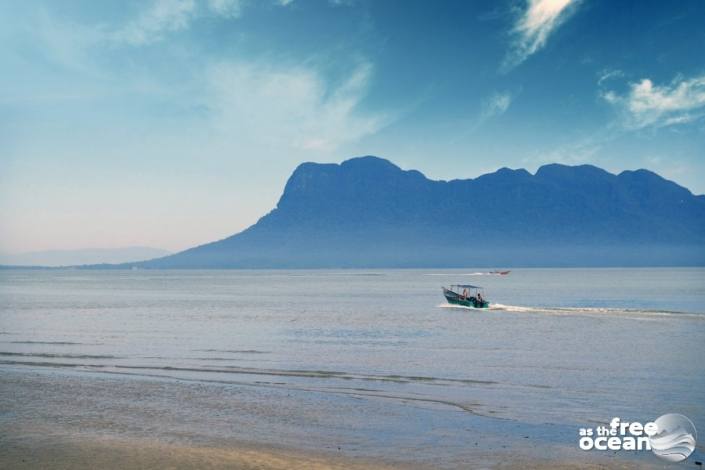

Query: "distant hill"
left=131, top=156, right=705, bottom=268
left=0, top=247, right=171, bottom=267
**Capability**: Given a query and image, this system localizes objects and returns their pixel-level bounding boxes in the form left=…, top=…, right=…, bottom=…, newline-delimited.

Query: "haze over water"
left=1, top=268, right=704, bottom=466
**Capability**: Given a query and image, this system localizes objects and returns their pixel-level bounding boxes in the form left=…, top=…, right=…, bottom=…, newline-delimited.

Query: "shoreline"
left=0, top=366, right=668, bottom=469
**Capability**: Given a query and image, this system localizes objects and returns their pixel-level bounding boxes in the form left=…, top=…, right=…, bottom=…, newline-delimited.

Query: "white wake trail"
left=438, top=303, right=702, bottom=319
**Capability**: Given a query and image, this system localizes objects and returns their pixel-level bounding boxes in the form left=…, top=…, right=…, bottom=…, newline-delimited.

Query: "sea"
left=1, top=268, right=704, bottom=467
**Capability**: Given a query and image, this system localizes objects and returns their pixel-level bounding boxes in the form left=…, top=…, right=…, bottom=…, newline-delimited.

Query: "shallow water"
left=1, top=268, right=704, bottom=464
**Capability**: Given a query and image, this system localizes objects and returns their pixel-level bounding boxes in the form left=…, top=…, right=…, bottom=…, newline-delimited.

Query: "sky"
left=1, top=0, right=704, bottom=254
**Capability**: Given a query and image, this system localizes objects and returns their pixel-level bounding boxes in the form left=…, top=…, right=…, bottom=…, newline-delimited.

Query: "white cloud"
left=601, top=74, right=705, bottom=129
left=208, top=0, right=245, bottom=17
left=481, top=92, right=512, bottom=120
left=504, top=0, right=579, bottom=69
left=113, top=0, right=251, bottom=46
left=597, top=68, right=624, bottom=86
left=204, top=61, right=391, bottom=152
left=114, top=0, right=197, bottom=46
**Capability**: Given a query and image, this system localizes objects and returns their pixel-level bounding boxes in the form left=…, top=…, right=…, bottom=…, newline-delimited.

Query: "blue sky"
left=1, top=0, right=704, bottom=253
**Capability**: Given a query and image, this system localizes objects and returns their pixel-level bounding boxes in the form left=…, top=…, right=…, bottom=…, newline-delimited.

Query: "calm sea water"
left=1, top=268, right=704, bottom=464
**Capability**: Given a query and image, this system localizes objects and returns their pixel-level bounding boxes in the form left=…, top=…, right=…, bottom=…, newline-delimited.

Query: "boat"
left=491, top=270, right=510, bottom=275
left=442, top=284, right=489, bottom=308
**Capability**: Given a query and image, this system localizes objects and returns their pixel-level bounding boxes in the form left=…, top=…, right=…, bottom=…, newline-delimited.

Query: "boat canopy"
left=451, top=284, right=482, bottom=289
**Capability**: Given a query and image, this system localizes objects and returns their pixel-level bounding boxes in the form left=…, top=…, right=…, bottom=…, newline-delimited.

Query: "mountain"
left=0, top=247, right=171, bottom=267
left=132, top=156, right=705, bottom=268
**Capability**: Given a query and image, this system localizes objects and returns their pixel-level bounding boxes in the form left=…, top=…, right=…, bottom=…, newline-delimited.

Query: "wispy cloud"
left=112, top=0, right=252, bottom=46
left=601, top=74, right=705, bottom=129
left=207, top=0, right=245, bottom=17
left=522, top=134, right=604, bottom=168
left=114, top=0, right=197, bottom=46
left=12, top=1, right=392, bottom=153
left=480, top=91, right=513, bottom=120
left=447, top=91, right=515, bottom=143
left=597, top=68, right=624, bottom=86
left=504, top=0, right=580, bottom=70
left=205, top=60, right=392, bottom=152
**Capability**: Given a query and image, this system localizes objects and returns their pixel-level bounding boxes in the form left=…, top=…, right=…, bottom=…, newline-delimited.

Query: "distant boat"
left=490, top=270, right=511, bottom=275
left=442, top=285, right=489, bottom=308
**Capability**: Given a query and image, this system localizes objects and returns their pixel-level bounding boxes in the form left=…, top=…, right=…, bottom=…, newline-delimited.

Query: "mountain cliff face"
left=135, top=156, right=705, bottom=268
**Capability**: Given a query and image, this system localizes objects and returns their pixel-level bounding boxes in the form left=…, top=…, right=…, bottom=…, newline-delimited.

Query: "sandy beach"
left=0, top=364, right=672, bottom=470
left=0, top=434, right=655, bottom=470
left=1, top=434, right=406, bottom=470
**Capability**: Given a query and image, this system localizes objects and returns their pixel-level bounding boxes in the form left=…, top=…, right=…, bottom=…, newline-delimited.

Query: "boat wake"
left=437, top=303, right=487, bottom=311
left=438, top=303, right=702, bottom=319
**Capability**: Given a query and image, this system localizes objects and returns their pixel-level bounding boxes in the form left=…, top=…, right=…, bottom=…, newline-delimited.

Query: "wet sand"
left=0, top=435, right=406, bottom=470
left=0, top=367, right=667, bottom=470
left=0, top=433, right=655, bottom=470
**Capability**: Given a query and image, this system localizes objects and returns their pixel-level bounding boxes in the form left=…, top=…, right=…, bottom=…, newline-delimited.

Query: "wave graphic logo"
left=649, top=413, right=697, bottom=462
